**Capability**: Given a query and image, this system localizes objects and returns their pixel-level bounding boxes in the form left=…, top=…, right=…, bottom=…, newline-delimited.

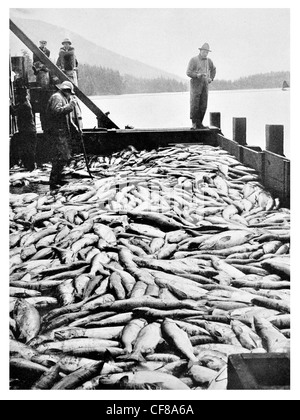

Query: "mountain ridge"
left=9, top=17, right=186, bottom=82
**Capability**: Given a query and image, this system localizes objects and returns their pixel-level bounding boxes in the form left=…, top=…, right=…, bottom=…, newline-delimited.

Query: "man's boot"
left=197, top=111, right=209, bottom=129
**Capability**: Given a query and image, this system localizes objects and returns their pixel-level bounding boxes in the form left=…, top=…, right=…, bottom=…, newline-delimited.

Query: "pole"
left=233, top=118, right=247, bottom=146
left=210, top=112, right=221, bottom=129
left=265, top=125, right=284, bottom=156
left=73, top=104, right=94, bottom=179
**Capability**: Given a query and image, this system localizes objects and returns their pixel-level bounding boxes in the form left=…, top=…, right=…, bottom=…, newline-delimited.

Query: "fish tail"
left=124, top=351, right=146, bottom=362
left=187, top=358, right=199, bottom=370
left=124, top=345, right=133, bottom=354
left=103, top=349, right=115, bottom=363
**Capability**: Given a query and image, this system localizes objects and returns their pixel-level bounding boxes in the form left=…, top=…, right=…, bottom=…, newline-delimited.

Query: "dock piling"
left=210, top=112, right=221, bottom=129
left=265, top=125, right=284, bottom=156
left=233, top=117, right=247, bottom=146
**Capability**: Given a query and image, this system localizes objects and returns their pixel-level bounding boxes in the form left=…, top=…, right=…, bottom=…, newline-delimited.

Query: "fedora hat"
left=199, top=43, right=211, bottom=52
left=62, top=38, right=72, bottom=45
left=57, top=81, right=75, bottom=94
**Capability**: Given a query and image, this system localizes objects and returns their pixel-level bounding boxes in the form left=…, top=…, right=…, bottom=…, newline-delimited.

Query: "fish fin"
left=124, top=352, right=146, bottom=363
left=54, top=332, right=65, bottom=341
left=119, top=375, right=130, bottom=388
left=50, top=245, right=68, bottom=252
left=103, top=349, right=115, bottom=364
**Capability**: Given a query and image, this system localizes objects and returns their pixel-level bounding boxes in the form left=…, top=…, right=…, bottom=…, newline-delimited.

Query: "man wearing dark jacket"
left=10, top=88, right=37, bottom=171
left=32, top=40, right=51, bottom=85
left=45, top=81, right=81, bottom=189
left=186, top=43, right=216, bottom=129
left=56, top=38, right=79, bottom=86
left=33, top=40, right=50, bottom=65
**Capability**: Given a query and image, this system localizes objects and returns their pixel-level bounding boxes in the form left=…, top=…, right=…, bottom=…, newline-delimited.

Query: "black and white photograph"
left=3, top=0, right=298, bottom=402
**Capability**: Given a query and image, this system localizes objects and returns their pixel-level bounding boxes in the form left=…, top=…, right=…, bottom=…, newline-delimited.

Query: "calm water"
left=80, top=89, right=290, bottom=158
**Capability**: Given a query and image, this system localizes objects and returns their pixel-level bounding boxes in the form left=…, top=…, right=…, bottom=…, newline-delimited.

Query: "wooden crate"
left=227, top=353, right=290, bottom=390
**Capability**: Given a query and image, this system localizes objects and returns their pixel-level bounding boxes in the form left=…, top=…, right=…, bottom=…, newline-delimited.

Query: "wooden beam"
left=265, top=124, right=284, bottom=156
left=9, top=19, right=119, bottom=129
left=233, top=117, right=247, bottom=146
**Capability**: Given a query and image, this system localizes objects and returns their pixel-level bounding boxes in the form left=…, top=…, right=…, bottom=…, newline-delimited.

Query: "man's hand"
left=69, top=97, right=77, bottom=107
left=207, top=77, right=212, bottom=83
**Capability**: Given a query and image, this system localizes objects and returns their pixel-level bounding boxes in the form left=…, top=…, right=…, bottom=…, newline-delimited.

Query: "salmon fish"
left=253, top=316, right=290, bottom=353
left=231, top=320, right=263, bottom=350
left=13, top=299, right=41, bottom=343
left=162, top=318, right=198, bottom=365
left=121, top=318, right=148, bottom=353
left=127, top=322, right=162, bottom=362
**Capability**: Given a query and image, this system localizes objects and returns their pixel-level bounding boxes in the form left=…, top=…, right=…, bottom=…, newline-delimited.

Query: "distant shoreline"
left=88, top=87, right=289, bottom=99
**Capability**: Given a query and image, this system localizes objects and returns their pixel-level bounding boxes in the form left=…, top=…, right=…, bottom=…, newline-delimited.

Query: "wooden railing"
left=210, top=112, right=290, bottom=207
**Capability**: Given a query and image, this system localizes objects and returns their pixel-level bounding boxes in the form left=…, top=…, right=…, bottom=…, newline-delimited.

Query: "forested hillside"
left=211, top=71, right=290, bottom=91
left=78, top=66, right=290, bottom=95
left=77, top=65, right=290, bottom=95
left=78, top=64, right=187, bottom=95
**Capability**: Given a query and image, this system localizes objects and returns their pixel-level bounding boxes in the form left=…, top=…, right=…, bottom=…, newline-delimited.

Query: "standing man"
left=45, top=81, right=81, bottom=189
left=10, top=88, right=37, bottom=171
left=33, top=40, right=50, bottom=66
left=56, top=38, right=79, bottom=86
left=33, top=40, right=52, bottom=132
left=186, top=43, right=216, bottom=129
left=32, top=40, right=51, bottom=87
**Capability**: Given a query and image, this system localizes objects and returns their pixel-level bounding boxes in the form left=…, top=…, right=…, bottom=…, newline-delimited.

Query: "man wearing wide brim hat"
left=56, top=38, right=79, bottom=86
left=186, top=43, right=216, bottom=129
left=57, top=80, right=75, bottom=94
left=44, top=79, right=82, bottom=189
left=62, top=38, right=72, bottom=45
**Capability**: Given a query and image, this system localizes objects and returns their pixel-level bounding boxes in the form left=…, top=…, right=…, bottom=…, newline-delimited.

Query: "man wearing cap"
left=56, top=38, right=79, bottom=86
left=186, top=43, right=216, bottom=129
left=32, top=40, right=52, bottom=131
left=33, top=40, right=50, bottom=65
left=32, top=40, right=51, bottom=85
left=45, top=81, right=81, bottom=189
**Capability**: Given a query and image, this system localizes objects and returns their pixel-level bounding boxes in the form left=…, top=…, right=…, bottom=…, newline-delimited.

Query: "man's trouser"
left=18, top=131, right=37, bottom=171
left=190, top=79, right=209, bottom=126
left=48, top=130, right=71, bottom=186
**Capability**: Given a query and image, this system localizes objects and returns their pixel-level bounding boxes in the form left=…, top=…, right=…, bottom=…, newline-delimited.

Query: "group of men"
left=33, top=38, right=78, bottom=86
left=11, top=38, right=82, bottom=190
left=11, top=41, right=216, bottom=191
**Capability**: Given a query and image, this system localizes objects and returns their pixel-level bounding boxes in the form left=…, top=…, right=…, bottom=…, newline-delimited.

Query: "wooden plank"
left=227, top=354, right=259, bottom=390
left=228, top=353, right=290, bottom=390
left=233, top=117, right=247, bottom=146
left=9, top=19, right=119, bottom=129
left=87, top=127, right=221, bottom=134
left=264, top=150, right=287, bottom=180
left=266, top=125, right=284, bottom=156
left=217, top=136, right=242, bottom=160
left=264, top=151, right=290, bottom=206
left=240, top=146, right=265, bottom=174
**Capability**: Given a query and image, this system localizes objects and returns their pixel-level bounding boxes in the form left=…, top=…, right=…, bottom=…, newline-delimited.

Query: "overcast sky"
left=8, top=4, right=291, bottom=80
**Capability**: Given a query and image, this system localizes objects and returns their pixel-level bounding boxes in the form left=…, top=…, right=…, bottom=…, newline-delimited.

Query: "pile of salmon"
left=9, top=144, right=290, bottom=390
